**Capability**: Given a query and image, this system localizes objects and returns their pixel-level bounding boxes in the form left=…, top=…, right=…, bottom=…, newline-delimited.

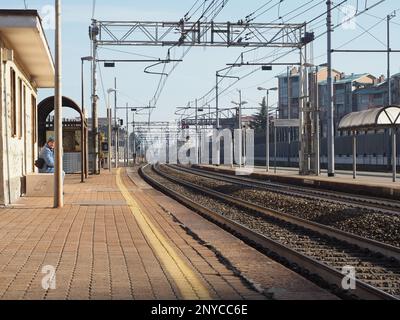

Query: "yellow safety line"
left=116, top=168, right=211, bottom=300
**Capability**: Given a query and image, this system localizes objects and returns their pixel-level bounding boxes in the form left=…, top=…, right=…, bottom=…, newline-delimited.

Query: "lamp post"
left=107, top=88, right=116, bottom=172
left=216, top=68, right=240, bottom=165
left=231, top=92, right=248, bottom=168
left=81, top=56, right=93, bottom=180
left=194, top=100, right=204, bottom=164
left=54, top=0, right=63, bottom=208
left=176, top=103, right=204, bottom=164
left=113, top=78, right=119, bottom=169
left=129, top=106, right=155, bottom=164
left=327, top=0, right=335, bottom=177
left=258, top=87, right=278, bottom=172
left=131, top=108, right=137, bottom=165
left=387, top=11, right=397, bottom=182
left=125, top=103, right=129, bottom=167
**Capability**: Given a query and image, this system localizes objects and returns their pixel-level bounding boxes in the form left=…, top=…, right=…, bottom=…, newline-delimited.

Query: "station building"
left=0, top=10, right=54, bottom=204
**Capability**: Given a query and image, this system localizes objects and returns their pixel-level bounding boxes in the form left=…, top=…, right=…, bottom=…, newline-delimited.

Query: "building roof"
left=318, top=73, right=374, bottom=86
left=0, top=10, right=54, bottom=88
left=338, top=106, right=400, bottom=131
left=276, top=67, right=341, bottom=80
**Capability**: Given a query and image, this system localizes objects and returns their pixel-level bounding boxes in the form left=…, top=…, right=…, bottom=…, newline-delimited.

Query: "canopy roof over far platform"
left=338, top=106, right=400, bottom=131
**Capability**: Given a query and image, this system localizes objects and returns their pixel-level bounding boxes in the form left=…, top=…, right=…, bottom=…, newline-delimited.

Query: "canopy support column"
left=393, top=128, right=397, bottom=183
left=81, top=122, right=85, bottom=183
left=338, top=106, right=400, bottom=183
left=85, top=126, right=89, bottom=178
left=352, top=131, right=357, bottom=180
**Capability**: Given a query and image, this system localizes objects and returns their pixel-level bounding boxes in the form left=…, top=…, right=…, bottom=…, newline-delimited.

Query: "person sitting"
left=39, top=137, right=56, bottom=173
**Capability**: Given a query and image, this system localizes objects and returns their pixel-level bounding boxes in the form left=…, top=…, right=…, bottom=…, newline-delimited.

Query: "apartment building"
left=277, top=68, right=376, bottom=138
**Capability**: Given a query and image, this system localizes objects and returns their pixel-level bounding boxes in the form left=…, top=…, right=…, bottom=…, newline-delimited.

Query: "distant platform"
left=193, top=165, right=400, bottom=200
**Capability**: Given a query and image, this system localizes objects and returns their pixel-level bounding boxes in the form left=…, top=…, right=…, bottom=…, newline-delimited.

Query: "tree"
left=250, top=96, right=268, bottom=132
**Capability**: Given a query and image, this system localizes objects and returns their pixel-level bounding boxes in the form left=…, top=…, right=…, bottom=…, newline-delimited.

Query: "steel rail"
left=182, top=165, right=400, bottom=213
left=139, top=164, right=399, bottom=300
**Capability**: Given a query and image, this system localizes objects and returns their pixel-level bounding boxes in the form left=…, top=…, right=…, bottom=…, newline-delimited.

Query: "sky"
left=3, top=0, right=400, bottom=124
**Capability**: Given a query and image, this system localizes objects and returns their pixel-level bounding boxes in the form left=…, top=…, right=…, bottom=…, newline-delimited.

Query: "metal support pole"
left=114, top=77, right=118, bottom=168
left=80, top=59, right=85, bottom=183
left=216, top=73, right=219, bottom=129
left=266, top=91, right=270, bottom=172
left=387, top=14, right=392, bottom=106
left=80, top=125, right=84, bottom=183
left=315, top=68, right=321, bottom=176
left=274, top=123, right=277, bottom=174
left=299, top=46, right=305, bottom=174
left=198, top=128, right=202, bottom=165
left=237, top=109, right=242, bottom=168
left=353, top=131, right=357, bottom=179
left=132, top=112, right=136, bottom=165
left=238, top=90, right=243, bottom=168
left=327, top=0, right=335, bottom=177
left=305, top=63, right=311, bottom=174
left=107, top=95, right=112, bottom=172
left=85, top=126, right=89, bottom=178
left=287, top=66, right=292, bottom=167
left=215, top=73, right=220, bottom=166
left=91, top=21, right=99, bottom=175
left=54, top=0, right=63, bottom=208
left=166, top=127, right=170, bottom=164
left=195, top=99, right=199, bottom=164
left=393, top=128, right=397, bottom=183
left=126, top=103, right=129, bottom=167
left=387, top=13, right=396, bottom=180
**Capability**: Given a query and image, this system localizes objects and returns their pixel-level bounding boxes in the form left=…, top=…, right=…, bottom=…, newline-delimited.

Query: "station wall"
left=0, top=40, right=38, bottom=205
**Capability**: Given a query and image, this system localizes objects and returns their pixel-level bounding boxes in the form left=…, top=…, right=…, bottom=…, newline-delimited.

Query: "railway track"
left=175, top=165, right=400, bottom=214
left=165, top=164, right=400, bottom=248
left=140, top=164, right=400, bottom=300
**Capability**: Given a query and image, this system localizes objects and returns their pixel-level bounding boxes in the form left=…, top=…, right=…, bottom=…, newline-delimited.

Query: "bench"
left=26, top=173, right=54, bottom=197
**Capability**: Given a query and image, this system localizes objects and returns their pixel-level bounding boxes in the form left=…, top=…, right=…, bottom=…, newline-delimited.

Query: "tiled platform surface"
left=0, top=168, right=336, bottom=300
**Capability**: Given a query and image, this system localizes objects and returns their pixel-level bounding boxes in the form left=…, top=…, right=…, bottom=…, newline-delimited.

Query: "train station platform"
left=194, top=165, right=400, bottom=200
left=0, top=168, right=336, bottom=300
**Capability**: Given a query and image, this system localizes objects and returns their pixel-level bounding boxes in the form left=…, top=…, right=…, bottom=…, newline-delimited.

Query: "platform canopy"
left=0, top=10, right=54, bottom=88
left=338, top=106, right=400, bottom=131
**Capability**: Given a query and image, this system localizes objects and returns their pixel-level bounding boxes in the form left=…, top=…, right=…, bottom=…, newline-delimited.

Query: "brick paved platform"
left=0, top=168, right=336, bottom=300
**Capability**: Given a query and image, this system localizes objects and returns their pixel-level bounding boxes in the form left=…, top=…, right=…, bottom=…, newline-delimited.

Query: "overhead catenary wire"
left=245, top=0, right=275, bottom=20
left=150, top=0, right=224, bottom=103
left=191, top=0, right=333, bottom=107
left=189, top=0, right=319, bottom=107
left=149, top=0, right=230, bottom=111
left=218, top=0, right=381, bottom=93
left=192, top=0, right=386, bottom=111
left=247, top=0, right=286, bottom=23
left=97, top=61, right=108, bottom=112
left=99, top=47, right=160, bottom=60
left=185, top=0, right=203, bottom=20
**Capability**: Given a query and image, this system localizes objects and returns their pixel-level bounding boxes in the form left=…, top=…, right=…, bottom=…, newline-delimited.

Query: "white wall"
left=0, top=41, right=38, bottom=205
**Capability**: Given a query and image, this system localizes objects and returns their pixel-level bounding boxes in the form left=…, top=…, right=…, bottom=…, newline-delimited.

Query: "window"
left=18, top=78, right=23, bottom=139
left=23, top=85, right=26, bottom=138
left=31, top=94, right=37, bottom=172
left=31, top=95, right=37, bottom=144
left=10, top=68, right=17, bottom=137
